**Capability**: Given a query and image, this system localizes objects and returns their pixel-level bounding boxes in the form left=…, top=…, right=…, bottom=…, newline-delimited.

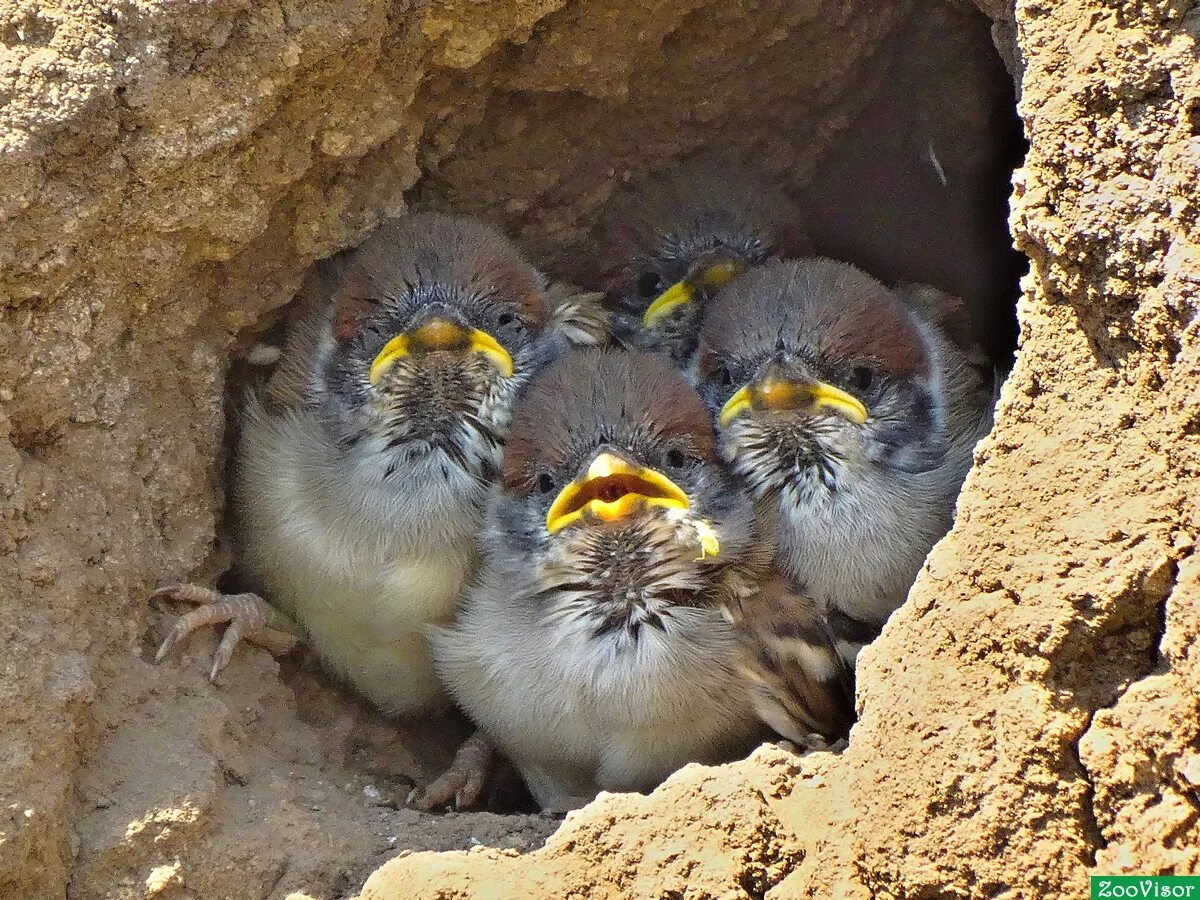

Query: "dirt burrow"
left=2, top=0, right=1197, bottom=898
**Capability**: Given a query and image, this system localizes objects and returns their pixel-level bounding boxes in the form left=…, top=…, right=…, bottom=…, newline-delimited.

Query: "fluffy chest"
left=235, top=405, right=486, bottom=630
left=774, top=464, right=953, bottom=619
left=269, top=523, right=472, bottom=632
left=434, top=558, right=759, bottom=800
left=512, top=571, right=747, bottom=732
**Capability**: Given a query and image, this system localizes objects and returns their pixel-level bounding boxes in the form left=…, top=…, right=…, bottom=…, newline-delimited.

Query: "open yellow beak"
left=368, top=318, right=514, bottom=385
left=718, top=376, right=869, bottom=428
left=641, top=259, right=745, bottom=330
left=545, top=452, right=690, bottom=535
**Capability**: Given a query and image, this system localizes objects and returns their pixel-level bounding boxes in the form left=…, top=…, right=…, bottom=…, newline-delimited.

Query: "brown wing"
left=894, top=282, right=988, bottom=370
left=543, top=281, right=614, bottom=348
left=727, top=574, right=855, bottom=747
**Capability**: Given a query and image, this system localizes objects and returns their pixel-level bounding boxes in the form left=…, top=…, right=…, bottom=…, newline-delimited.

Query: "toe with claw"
left=407, top=731, right=495, bottom=812
left=151, top=584, right=301, bottom=682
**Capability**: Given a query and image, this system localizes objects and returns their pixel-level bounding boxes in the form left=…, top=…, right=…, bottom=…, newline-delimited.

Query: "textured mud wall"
left=2, top=0, right=1196, bottom=899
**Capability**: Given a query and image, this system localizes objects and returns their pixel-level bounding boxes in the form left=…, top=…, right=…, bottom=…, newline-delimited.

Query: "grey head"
left=696, top=257, right=949, bottom=503
left=308, top=213, right=557, bottom=486
left=590, top=160, right=812, bottom=371
left=492, top=348, right=770, bottom=646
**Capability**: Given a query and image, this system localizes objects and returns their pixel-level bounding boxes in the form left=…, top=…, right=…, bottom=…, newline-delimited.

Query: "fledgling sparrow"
left=433, top=349, right=783, bottom=812
left=588, top=160, right=812, bottom=375
left=697, top=258, right=993, bottom=680
left=153, top=213, right=606, bottom=806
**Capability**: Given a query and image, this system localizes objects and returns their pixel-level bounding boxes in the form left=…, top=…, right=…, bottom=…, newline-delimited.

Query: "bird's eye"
left=665, top=448, right=687, bottom=468
left=497, top=312, right=515, bottom=327
left=713, top=365, right=734, bottom=388
left=536, top=472, right=556, bottom=495
left=851, top=366, right=874, bottom=393
left=637, top=272, right=663, bottom=298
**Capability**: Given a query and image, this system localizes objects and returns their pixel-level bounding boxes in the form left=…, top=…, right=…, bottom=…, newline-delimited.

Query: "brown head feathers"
left=699, top=257, right=930, bottom=381
left=328, top=213, right=550, bottom=337
left=503, top=349, right=716, bottom=493
left=586, top=156, right=812, bottom=293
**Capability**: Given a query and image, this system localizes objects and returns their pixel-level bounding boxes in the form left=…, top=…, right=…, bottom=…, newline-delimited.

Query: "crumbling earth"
left=2, top=0, right=1197, bottom=898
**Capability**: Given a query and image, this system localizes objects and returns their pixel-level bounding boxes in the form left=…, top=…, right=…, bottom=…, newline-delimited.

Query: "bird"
left=587, top=159, right=812, bottom=375
left=696, top=257, right=993, bottom=684
left=152, top=212, right=607, bottom=808
left=432, top=348, right=793, bottom=812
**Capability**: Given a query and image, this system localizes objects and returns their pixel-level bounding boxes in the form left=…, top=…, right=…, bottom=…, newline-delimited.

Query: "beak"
left=641, top=258, right=745, bottom=329
left=545, top=452, right=691, bottom=535
left=718, top=376, right=869, bottom=428
left=368, top=318, right=514, bottom=385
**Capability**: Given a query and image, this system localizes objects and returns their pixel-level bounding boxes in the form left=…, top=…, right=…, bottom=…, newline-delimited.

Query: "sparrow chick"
left=698, top=258, right=993, bottom=673
left=154, top=214, right=604, bottom=804
left=432, top=349, right=775, bottom=812
left=590, top=160, right=812, bottom=374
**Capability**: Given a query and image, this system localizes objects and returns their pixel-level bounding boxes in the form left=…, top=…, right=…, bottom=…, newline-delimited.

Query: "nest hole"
left=182, top=0, right=1026, bottom=875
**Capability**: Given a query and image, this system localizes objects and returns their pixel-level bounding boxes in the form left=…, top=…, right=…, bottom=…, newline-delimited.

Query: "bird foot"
left=407, top=731, right=494, bottom=812
left=151, top=584, right=301, bottom=683
left=775, top=736, right=848, bottom=756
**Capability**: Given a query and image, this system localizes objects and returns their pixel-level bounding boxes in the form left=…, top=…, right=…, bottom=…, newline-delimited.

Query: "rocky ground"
left=2, top=0, right=1197, bottom=897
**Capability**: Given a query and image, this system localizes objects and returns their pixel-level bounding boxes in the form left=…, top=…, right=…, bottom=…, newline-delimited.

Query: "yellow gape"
left=719, top=376, right=869, bottom=428
left=368, top=318, right=514, bottom=385
left=544, top=452, right=721, bottom=559
left=546, top=452, right=689, bottom=534
left=641, top=259, right=746, bottom=329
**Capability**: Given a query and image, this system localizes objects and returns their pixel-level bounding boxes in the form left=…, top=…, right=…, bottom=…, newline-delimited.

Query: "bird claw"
left=151, top=584, right=285, bottom=683
left=776, top=736, right=847, bottom=755
left=406, top=732, right=494, bottom=812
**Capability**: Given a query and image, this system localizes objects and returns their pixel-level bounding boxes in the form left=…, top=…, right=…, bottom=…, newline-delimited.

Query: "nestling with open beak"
left=153, top=213, right=606, bottom=807
left=432, top=349, right=779, bottom=812
left=698, top=258, right=993, bottom=687
left=589, top=160, right=812, bottom=374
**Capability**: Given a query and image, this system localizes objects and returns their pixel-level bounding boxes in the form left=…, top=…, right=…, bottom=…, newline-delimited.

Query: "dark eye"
left=665, top=448, right=687, bottom=468
left=497, top=312, right=516, bottom=327
left=851, top=366, right=874, bottom=393
left=637, top=272, right=663, bottom=298
left=536, top=472, right=555, bottom=494
left=713, top=365, right=733, bottom=387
